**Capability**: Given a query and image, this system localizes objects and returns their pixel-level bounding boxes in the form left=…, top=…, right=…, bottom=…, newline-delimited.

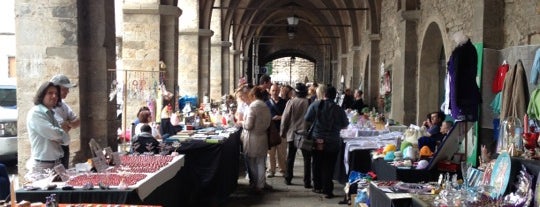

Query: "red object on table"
left=437, top=160, right=458, bottom=172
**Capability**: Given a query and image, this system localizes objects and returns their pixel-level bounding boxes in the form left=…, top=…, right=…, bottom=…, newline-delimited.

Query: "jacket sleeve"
left=243, top=104, right=256, bottom=130
left=530, top=49, right=540, bottom=85
left=280, top=101, right=292, bottom=137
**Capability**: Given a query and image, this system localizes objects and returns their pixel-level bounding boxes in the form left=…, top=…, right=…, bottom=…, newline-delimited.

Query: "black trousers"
left=312, top=149, right=339, bottom=195
left=285, top=141, right=312, bottom=186
left=61, top=145, right=69, bottom=168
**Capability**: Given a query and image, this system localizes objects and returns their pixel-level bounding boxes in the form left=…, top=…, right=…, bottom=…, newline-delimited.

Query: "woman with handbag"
left=304, top=85, right=349, bottom=198
left=280, top=83, right=312, bottom=188
left=242, top=86, right=272, bottom=194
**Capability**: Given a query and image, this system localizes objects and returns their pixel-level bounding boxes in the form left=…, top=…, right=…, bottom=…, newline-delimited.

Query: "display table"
left=173, top=129, right=241, bottom=206
left=16, top=155, right=185, bottom=205
left=334, top=130, right=401, bottom=183
left=371, top=158, right=439, bottom=183
left=17, top=129, right=241, bottom=207
left=368, top=182, right=412, bottom=207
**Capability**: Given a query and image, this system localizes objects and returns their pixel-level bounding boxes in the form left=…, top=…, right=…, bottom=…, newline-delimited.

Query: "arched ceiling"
left=212, top=0, right=370, bottom=66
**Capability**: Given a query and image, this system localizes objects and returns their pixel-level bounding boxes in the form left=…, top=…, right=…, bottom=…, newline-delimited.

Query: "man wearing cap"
left=50, top=74, right=80, bottom=168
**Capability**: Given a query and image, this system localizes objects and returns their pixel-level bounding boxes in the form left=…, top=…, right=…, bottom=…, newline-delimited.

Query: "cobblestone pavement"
left=223, top=152, right=348, bottom=207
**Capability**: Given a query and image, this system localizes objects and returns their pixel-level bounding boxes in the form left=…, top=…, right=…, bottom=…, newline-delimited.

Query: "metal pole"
left=289, top=60, right=292, bottom=85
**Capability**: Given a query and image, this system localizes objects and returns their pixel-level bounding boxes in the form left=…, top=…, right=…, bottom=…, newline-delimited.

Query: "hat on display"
left=50, top=75, right=77, bottom=88
left=294, top=83, right=308, bottom=94
left=416, top=160, right=429, bottom=169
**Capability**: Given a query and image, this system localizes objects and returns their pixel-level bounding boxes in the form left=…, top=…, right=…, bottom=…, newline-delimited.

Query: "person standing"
left=280, top=83, right=312, bottom=188
left=351, top=89, right=365, bottom=113
left=50, top=75, right=80, bottom=168
left=27, top=82, right=70, bottom=173
left=305, top=86, right=349, bottom=198
left=243, top=86, right=272, bottom=194
left=265, top=84, right=287, bottom=178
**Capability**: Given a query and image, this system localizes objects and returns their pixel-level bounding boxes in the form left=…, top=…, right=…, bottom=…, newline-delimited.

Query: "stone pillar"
left=199, top=29, right=213, bottom=101
left=16, top=0, right=80, bottom=177
left=16, top=0, right=116, bottom=175
left=351, top=46, right=362, bottom=90
left=160, top=4, right=182, bottom=108
left=122, top=0, right=161, bottom=128
left=367, top=35, right=381, bottom=108
left=392, top=9, right=419, bottom=124
left=209, top=2, right=223, bottom=102
left=232, top=49, right=243, bottom=89
left=221, top=41, right=232, bottom=95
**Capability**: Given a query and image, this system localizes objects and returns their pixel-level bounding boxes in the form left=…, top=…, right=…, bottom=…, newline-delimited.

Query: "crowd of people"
left=236, top=74, right=354, bottom=198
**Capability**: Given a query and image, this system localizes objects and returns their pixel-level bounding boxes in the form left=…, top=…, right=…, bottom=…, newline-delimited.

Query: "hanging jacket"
left=529, top=48, right=540, bottom=85
left=447, top=39, right=481, bottom=121
left=500, top=60, right=530, bottom=120
left=527, top=89, right=540, bottom=120
left=492, top=63, right=509, bottom=93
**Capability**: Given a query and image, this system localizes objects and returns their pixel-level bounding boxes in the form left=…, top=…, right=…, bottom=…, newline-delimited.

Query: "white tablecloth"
left=342, top=131, right=402, bottom=173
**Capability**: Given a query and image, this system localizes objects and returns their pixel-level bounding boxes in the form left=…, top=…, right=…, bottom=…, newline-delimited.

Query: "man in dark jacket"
left=132, top=124, right=160, bottom=154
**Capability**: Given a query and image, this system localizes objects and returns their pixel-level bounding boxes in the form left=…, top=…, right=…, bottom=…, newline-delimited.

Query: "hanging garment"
left=490, top=92, right=502, bottom=115
left=529, top=48, right=540, bottom=85
left=492, top=63, right=509, bottom=93
left=447, top=39, right=481, bottom=121
left=440, top=71, right=451, bottom=114
left=500, top=60, right=530, bottom=120
left=527, top=88, right=540, bottom=119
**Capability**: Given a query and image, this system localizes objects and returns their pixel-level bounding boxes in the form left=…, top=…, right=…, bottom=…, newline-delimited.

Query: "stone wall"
left=503, top=0, right=540, bottom=47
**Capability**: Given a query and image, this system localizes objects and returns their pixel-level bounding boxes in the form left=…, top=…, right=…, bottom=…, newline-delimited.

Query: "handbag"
left=294, top=129, right=314, bottom=151
left=293, top=100, right=325, bottom=151
left=267, top=121, right=282, bottom=149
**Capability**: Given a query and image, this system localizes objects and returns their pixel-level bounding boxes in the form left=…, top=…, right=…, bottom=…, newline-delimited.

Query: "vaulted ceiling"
left=203, top=0, right=379, bottom=68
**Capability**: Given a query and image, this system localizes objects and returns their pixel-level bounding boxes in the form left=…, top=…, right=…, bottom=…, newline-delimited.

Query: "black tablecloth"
left=368, top=182, right=412, bottom=207
left=334, top=144, right=373, bottom=183
left=174, top=130, right=240, bottom=206
left=17, top=130, right=241, bottom=207
left=371, top=159, right=439, bottom=183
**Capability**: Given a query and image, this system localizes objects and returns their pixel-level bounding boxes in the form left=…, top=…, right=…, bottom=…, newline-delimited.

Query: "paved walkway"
left=223, top=151, right=348, bottom=207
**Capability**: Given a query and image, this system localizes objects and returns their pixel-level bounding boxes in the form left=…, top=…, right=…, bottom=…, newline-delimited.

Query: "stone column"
left=160, top=4, right=182, bottom=108
left=122, top=0, right=161, bottom=128
left=367, top=34, right=381, bottom=108
left=351, top=46, right=362, bottom=89
left=392, top=9, right=419, bottom=124
left=221, top=41, right=232, bottom=95
left=232, top=49, right=243, bottom=89
left=198, top=29, right=213, bottom=102
left=209, top=2, right=223, bottom=102
left=16, top=0, right=80, bottom=177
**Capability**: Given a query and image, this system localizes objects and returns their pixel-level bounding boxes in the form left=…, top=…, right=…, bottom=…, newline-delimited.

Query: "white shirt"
left=53, top=100, right=78, bottom=146
left=27, top=104, right=69, bottom=161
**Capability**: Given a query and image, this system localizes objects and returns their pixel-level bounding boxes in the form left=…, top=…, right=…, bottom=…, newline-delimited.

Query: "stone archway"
left=417, top=22, right=445, bottom=124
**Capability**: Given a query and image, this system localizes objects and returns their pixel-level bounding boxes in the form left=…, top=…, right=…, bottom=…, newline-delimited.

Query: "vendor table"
left=371, top=158, right=439, bottom=183
left=173, top=129, right=241, bottom=206
left=368, top=182, right=412, bottom=207
left=334, top=130, right=401, bottom=183
left=17, top=129, right=241, bottom=207
left=16, top=155, right=185, bottom=205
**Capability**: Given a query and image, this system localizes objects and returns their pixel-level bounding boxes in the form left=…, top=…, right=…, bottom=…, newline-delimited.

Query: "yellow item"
left=383, top=144, right=397, bottom=154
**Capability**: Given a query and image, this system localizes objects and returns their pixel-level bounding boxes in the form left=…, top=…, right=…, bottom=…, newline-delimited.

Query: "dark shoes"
left=285, top=179, right=292, bottom=185
left=304, top=184, right=313, bottom=189
left=324, top=193, right=335, bottom=199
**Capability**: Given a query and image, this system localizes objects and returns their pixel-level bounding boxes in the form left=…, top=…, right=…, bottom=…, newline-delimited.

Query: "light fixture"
left=287, top=15, right=299, bottom=26
left=286, top=14, right=299, bottom=39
